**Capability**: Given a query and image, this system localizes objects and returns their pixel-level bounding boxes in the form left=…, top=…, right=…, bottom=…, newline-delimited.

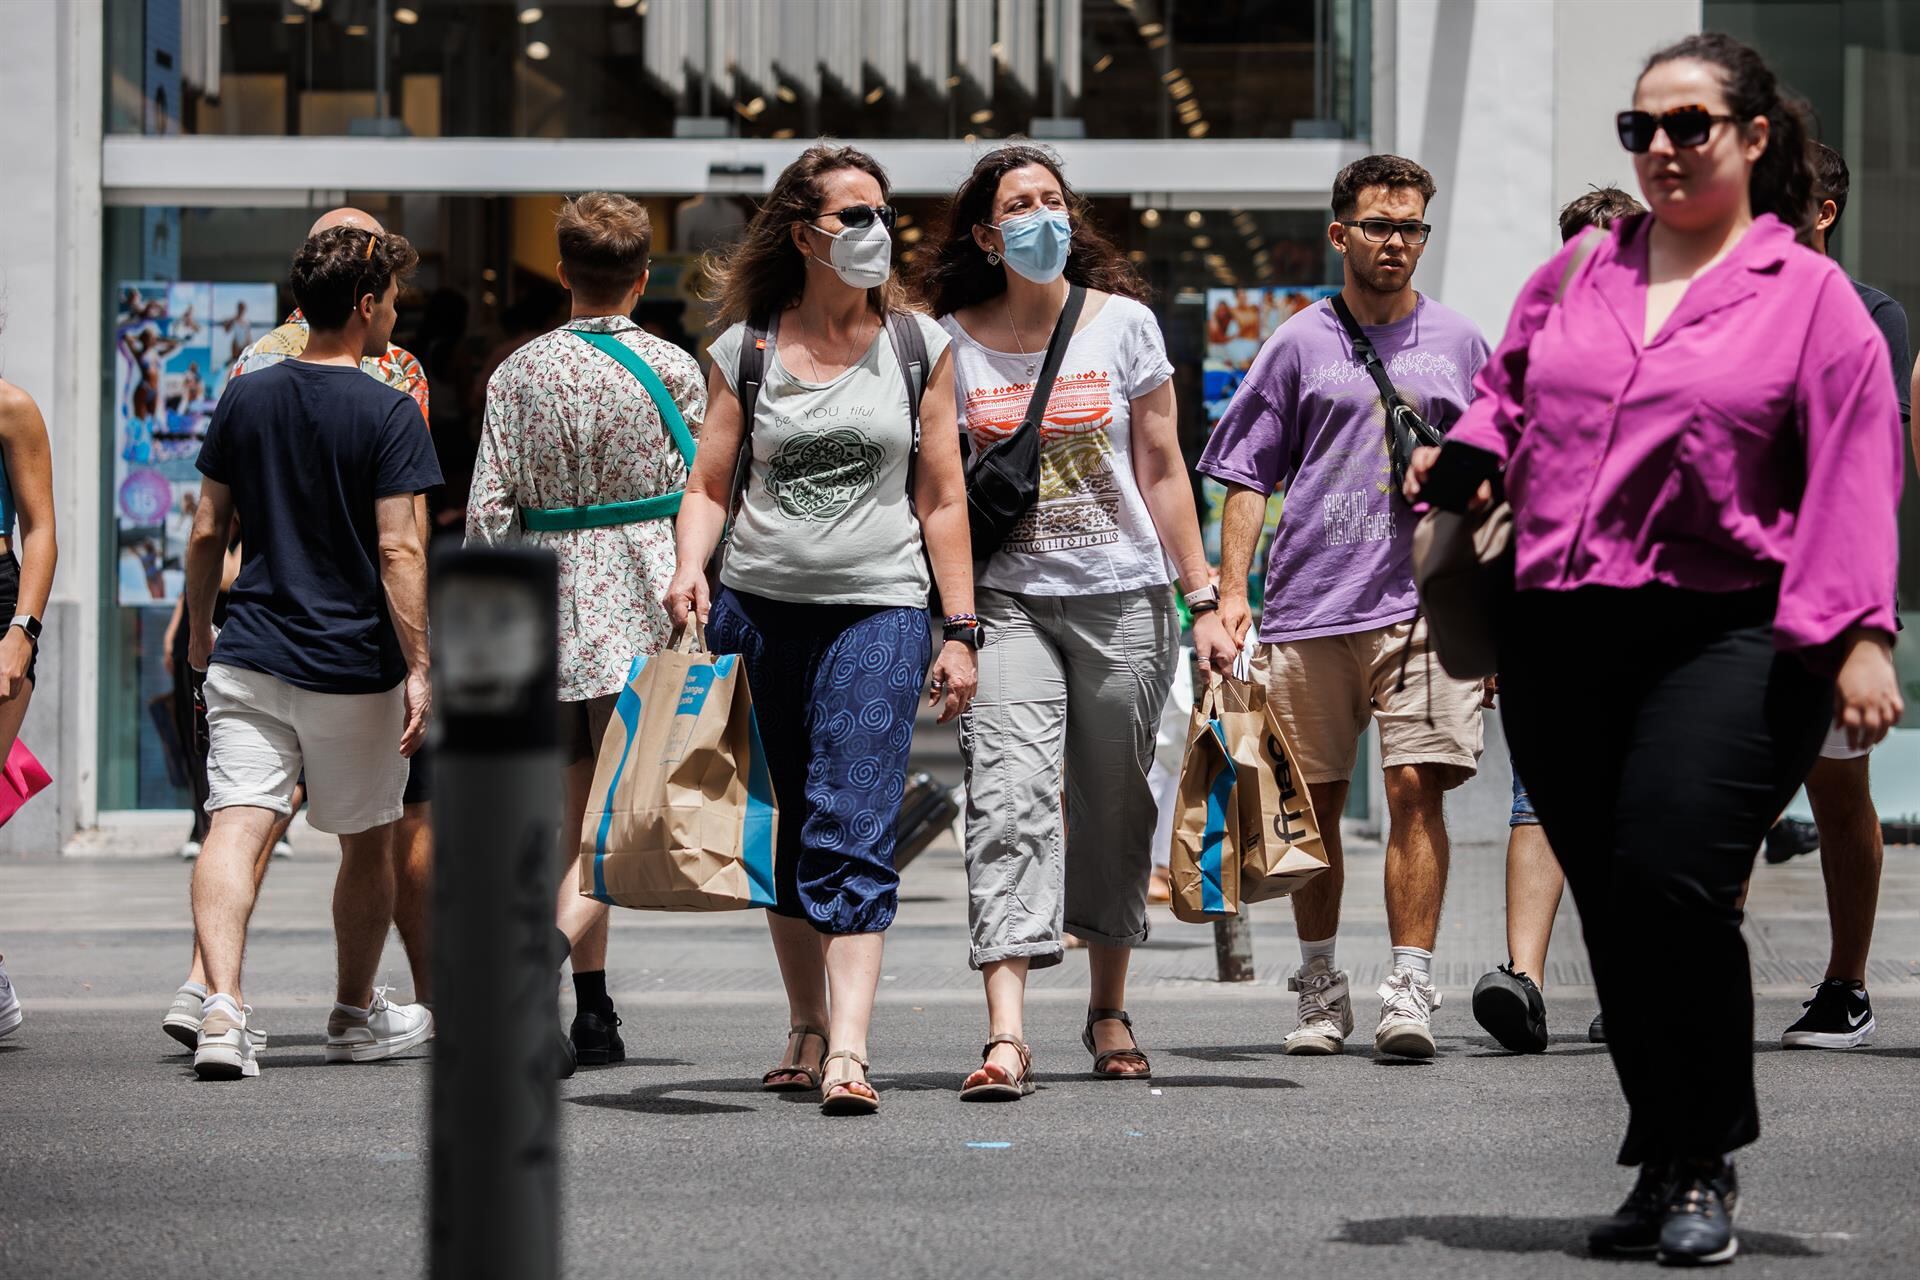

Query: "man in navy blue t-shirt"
left=182, top=225, right=442, bottom=1081
left=1770, top=143, right=1912, bottom=1053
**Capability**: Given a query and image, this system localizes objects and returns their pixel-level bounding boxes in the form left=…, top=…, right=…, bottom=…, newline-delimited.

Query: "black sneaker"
left=1763, top=818, right=1819, bottom=864
left=557, top=1027, right=578, bottom=1080
left=570, top=1007, right=626, bottom=1066
left=1589, top=1161, right=1671, bottom=1257
left=1781, top=979, right=1874, bottom=1050
left=1589, top=1012, right=1606, bottom=1043
left=1471, top=964, right=1549, bottom=1054
left=1657, top=1158, right=1739, bottom=1267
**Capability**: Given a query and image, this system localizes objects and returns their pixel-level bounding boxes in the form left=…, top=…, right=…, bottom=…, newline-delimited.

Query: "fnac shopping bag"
left=1213, top=678, right=1326, bottom=902
left=0, top=739, right=52, bottom=828
left=578, top=625, right=778, bottom=911
left=1167, top=684, right=1242, bottom=923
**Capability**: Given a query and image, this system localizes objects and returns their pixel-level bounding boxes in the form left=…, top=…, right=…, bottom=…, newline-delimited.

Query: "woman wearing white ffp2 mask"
left=806, top=207, right=895, bottom=289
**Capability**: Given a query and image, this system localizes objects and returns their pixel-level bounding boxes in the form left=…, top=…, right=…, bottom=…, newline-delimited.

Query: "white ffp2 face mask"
left=808, top=218, right=893, bottom=289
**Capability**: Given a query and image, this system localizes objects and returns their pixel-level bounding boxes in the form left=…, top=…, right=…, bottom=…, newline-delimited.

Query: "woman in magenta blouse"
left=1408, top=33, right=1904, bottom=1267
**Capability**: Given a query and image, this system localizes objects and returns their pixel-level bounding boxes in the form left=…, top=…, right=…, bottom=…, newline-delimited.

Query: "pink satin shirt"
left=1449, top=213, right=1902, bottom=652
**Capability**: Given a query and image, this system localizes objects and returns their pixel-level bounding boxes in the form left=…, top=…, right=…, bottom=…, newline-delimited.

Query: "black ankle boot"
left=1658, top=1157, right=1739, bottom=1267
left=1589, top=1160, right=1672, bottom=1257
left=569, top=1006, right=626, bottom=1066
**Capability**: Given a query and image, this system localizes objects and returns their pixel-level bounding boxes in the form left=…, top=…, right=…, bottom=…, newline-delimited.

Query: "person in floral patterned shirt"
left=467, top=192, right=706, bottom=1074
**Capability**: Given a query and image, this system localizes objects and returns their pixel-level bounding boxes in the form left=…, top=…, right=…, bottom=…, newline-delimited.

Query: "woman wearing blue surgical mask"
left=913, top=144, right=1236, bottom=1100
left=666, top=145, right=978, bottom=1115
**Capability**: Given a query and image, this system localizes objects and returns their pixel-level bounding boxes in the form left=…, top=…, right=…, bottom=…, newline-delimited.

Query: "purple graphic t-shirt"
left=1199, top=295, right=1489, bottom=643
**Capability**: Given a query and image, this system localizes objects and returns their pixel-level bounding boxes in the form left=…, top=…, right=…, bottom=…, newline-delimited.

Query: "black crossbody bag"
left=1329, top=294, right=1447, bottom=497
left=963, top=284, right=1086, bottom=560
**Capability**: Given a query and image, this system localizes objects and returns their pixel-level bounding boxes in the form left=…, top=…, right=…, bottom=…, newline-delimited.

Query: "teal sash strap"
left=518, top=329, right=696, bottom=533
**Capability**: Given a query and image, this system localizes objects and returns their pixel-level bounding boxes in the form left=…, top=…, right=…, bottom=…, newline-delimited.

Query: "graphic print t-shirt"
left=1199, top=295, right=1489, bottom=643
left=197, top=360, right=442, bottom=693
left=709, top=312, right=950, bottom=606
left=941, top=295, right=1176, bottom=596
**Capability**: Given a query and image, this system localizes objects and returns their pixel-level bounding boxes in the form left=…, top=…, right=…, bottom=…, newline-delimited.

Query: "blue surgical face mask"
left=993, top=208, right=1072, bottom=283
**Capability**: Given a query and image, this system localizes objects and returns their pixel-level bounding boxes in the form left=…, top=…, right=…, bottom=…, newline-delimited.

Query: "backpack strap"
left=567, top=330, right=696, bottom=467
left=725, top=314, right=774, bottom=526
left=883, top=310, right=929, bottom=499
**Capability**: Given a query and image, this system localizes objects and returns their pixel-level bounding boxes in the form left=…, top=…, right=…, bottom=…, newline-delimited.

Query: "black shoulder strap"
left=883, top=311, right=928, bottom=498
left=725, top=314, right=773, bottom=523
left=1329, top=293, right=1409, bottom=415
left=1021, top=284, right=1086, bottom=435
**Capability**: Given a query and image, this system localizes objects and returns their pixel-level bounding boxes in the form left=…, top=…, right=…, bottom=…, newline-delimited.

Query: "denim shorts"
left=1510, top=758, right=1540, bottom=827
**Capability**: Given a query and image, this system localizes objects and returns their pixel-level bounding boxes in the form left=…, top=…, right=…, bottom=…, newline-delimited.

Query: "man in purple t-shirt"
left=1200, top=154, right=1490, bottom=1061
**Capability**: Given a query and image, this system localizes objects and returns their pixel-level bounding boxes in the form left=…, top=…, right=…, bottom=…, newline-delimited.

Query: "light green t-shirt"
left=709, top=312, right=949, bottom=607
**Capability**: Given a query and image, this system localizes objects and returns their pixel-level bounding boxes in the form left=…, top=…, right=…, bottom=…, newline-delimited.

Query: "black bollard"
left=429, top=545, right=561, bottom=1280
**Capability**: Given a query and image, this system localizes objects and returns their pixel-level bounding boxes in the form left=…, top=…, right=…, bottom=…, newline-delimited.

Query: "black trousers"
left=1499, top=586, right=1831, bottom=1166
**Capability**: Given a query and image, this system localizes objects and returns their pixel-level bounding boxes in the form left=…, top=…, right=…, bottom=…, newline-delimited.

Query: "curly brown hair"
left=1331, top=155, right=1436, bottom=220
left=290, top=226, right=419, bottom=330
left=912, top=143, right=1147, bottom=319
left=702, top=145, right=905, bottom=330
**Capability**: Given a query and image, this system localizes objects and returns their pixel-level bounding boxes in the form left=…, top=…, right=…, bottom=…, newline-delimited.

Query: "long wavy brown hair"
left=913, top=143, right=1148, bottom=319
left=703, top=144, right=906, bottom=329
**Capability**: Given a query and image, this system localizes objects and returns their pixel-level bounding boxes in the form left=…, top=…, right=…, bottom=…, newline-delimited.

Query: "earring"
left=986, top=250, right=1002, bottom=266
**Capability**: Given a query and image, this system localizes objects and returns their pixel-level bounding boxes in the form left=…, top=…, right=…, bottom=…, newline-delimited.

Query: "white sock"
left=180, top=981, right=208, bottom=999
left=1392, top=946, right=1434, bottom=984
left=202, top=992, right=241, bottom=1018
left=1300, top=935, right=1337, bottom=969
left=334, top=1001, right=371, bottom=1020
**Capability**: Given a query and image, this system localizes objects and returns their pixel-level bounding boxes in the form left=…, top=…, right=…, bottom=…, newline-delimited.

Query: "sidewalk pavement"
left=2, top=725, right=1918, bottom=1278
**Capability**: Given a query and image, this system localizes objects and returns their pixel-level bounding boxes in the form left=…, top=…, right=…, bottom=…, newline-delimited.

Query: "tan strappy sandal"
left=1084, top=1008, right=1152, bottom=1079
left=760, top=1024, right=827, bottom=1092
left=959, top=1034, right=1036, bottom=1101
left=820, top=1049, right=879, bottom=1115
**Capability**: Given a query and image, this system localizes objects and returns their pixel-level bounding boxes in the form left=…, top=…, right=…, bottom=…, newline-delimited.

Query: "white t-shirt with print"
left=940, top=294, right=1176, bottom=596
left=709, top=311, right=950, bottom=607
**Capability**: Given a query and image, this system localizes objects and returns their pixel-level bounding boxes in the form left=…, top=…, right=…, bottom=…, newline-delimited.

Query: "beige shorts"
left=1252, top=617, right=1484, bottom=786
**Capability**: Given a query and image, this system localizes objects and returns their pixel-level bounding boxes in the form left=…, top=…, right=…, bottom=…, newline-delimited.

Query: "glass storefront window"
left=107, top=0, right=1370, bottom=142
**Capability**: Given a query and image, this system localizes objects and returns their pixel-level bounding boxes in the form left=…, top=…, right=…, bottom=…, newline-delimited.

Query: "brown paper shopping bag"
left=1213, top=678, right=1326, bottom=903
left=1168, top=684, right=1243, bottom=923
left=578, top=625, right=778, bottom=911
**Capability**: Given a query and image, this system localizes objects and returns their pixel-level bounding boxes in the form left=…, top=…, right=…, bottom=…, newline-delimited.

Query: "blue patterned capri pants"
left=708, top=588, right=932, bottom=935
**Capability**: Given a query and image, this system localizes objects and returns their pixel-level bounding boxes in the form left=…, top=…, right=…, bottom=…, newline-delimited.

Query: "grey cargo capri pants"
left=959, top=584, right=1179, bottom=970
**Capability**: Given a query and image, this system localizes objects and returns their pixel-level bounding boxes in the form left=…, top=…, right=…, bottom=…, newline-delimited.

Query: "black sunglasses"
left=820, top=204, right=897, bottom=231
left=1616, top=105, right=1741, bottom=153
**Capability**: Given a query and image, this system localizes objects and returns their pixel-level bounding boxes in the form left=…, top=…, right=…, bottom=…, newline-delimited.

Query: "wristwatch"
left=1183, top=584, right=1221, bottom=615
left=9, top=614, right=41, bottom=648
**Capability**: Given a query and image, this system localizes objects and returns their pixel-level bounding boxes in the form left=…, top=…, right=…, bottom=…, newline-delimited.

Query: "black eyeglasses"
left=820, top=204, right=897, bottom=231
left=1616, top=105, right=1741, bottom=153
left=1343, top=220, right=1431, bottom=246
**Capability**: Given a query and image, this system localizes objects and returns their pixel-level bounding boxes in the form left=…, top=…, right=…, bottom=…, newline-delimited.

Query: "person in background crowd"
left=916, top=143, right=1234, bottom=1100
left=1204, top=154, right=1490, bottom=1062
left=163, top=207, right=438, bottom=1051
left=1407, top=34, right=1904, bottom=1264
left=1471, top=185, right=1646, bottom=1055
left=1763, top=141, right=1911, bottom=1052
left=467, top=192, right=707, bottom=1075
left=184, top=226, right=442, bottom=1082
left=0, top=311, right=61, bottom=1042
left=666, top=145, right=977, bottom=1115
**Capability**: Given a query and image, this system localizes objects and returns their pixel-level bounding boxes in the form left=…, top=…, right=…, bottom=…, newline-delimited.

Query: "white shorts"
left=204, top=663, right=409, bottom=835
left=1819, top=720, right=1872, bottom=762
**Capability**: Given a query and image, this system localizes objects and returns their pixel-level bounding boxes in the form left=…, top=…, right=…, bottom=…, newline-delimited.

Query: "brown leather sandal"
left=1084, top=1008, right=1152, bottom=1079
left=760, top=1024, right=827, bottom=1092
left=959, top=1034, right=1035, bottom=1101
left=820, top=1049, right=879, bottom=1115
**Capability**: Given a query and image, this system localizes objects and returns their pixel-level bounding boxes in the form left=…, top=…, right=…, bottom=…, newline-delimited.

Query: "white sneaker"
left=193, top=1000, right=260, bottom=1080
left=178, top=840, right=201, bottom=861
left=162, top=985, right=205, bottom=1050
left=1284, top=956, right=1354, bottom=1055
left=1375, top=968, right=1442, bottom=1059
left=271, top=840, right=292, bottom=860
left=325, top=989, right=432, bottom=1063
left=0, top=958, right=22, bottom=1039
